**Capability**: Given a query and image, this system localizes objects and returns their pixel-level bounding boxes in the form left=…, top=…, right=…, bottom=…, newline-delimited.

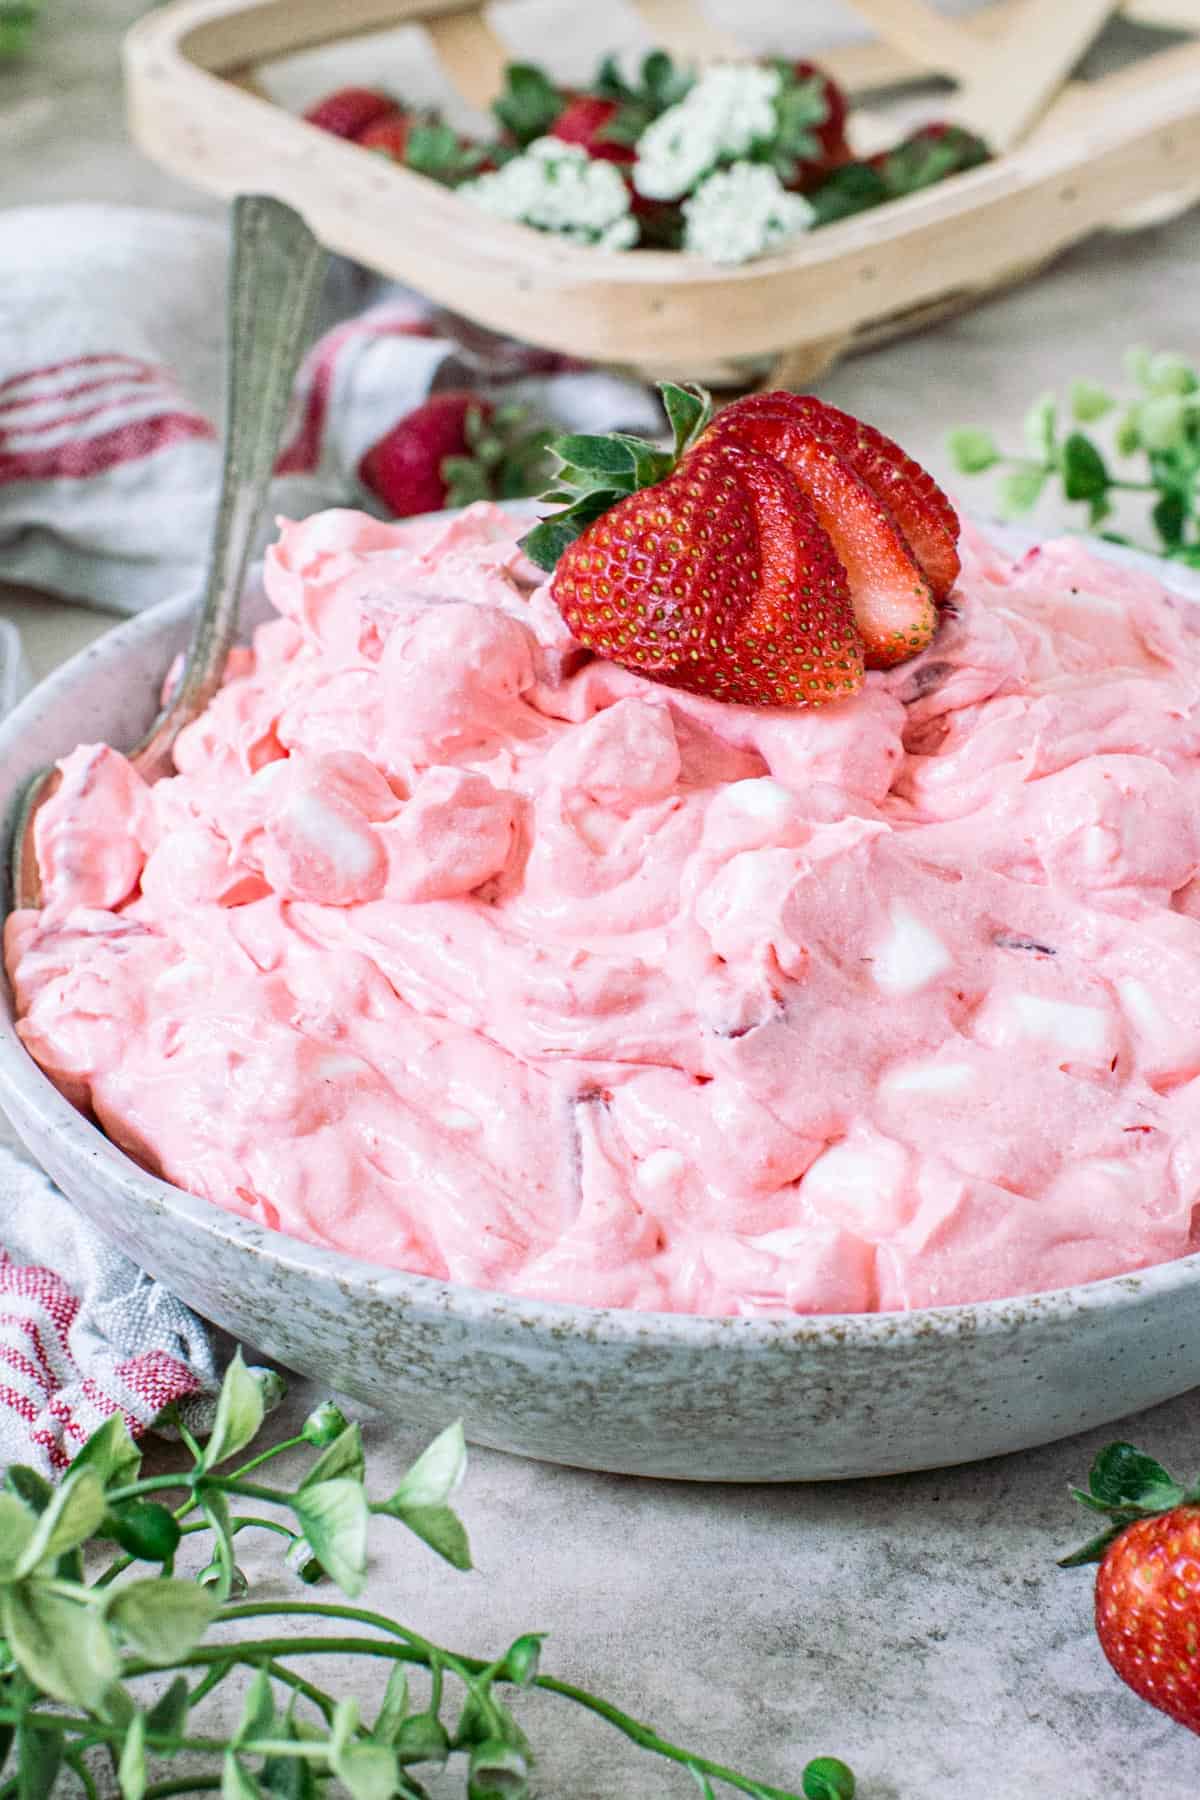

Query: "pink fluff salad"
left=8, top=503, right=1200, bottom=1316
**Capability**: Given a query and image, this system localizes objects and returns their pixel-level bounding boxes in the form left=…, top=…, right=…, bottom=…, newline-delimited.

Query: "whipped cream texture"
left=9, top=504, right=1200, bottom=1315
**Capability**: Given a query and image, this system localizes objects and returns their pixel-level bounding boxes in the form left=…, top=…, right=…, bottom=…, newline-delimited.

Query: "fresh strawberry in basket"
left=359, top=391, right=552, bottom=518
left=522, top=385, right=959, bottom=697
left=1062, top=1441, right=1200, bottom=1735
left=550, top=95, right=636, bottom=166
left=782, top=59, right=851, bottom=192
left=303, top=87, right=397, bottom=141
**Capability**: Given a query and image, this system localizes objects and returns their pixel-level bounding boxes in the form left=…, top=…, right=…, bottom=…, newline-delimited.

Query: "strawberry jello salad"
left=8, top=392, right=1200, bottom=1317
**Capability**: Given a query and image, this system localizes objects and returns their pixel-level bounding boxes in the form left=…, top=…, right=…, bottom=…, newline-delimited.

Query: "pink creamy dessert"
left=7, top=504, right=1200, bottom=1315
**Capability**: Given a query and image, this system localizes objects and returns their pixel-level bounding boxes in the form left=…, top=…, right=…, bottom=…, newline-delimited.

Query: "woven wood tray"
left=124, top=0, right=1200, bottom=387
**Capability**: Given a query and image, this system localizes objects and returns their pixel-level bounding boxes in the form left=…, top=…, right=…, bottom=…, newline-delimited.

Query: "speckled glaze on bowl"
left=4, top=530, right=1200, bottom=1482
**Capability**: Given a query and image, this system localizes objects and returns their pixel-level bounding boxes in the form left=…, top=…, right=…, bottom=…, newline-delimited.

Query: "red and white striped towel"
left=0, top=203, right=659, bottom=613
left=0, top=202, right=658, bottom=1473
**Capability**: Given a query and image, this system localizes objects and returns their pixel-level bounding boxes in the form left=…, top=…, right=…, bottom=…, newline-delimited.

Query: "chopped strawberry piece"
left=303, top=87, right=397, bottom=141
left=551, top=444, right=863, bottom=707
left=708, top=393, right=961, bottom=604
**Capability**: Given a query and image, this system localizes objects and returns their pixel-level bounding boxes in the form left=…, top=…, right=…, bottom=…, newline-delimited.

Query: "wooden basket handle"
left=424, top=7, right=511, bottom=109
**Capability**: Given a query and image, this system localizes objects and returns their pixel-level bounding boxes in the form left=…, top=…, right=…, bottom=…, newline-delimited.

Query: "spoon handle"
left=133, top=195, right=325, bottom=775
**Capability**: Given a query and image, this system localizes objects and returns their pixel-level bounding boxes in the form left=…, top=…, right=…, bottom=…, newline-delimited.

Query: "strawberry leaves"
left=519, top=382, right=709, bottom=573
left=492, top=63, right=565, bottom=146
left=1060, top=1441, right=1198, bottom=1566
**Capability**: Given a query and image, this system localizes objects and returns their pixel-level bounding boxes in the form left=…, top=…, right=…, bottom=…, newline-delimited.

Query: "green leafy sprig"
left=591, top=49, right=695, bottom=146
left=519, top=381, right=710, bottom=573
left=438, top=403, right=555, bottom=510
left=0, top=3, right=38, bottom=58
left=1060, top=1440, right=1200, bottom=1567
left=947, top=348, right=1200, bottom=565
left=0, top=1351, right=851, bottom=1800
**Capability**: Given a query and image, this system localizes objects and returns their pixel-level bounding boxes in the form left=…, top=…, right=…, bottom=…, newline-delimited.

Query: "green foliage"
left=0, top=1353, right=850, bottom=1800
left=0, top=4, right=39, bottom=59
left=520, top=382, right=709, bottom=571
left=1060, top=1439, right=1199, bottom=1567
left=948, top=348, right=1200, bottom=562
left=491, top=64, right=564, bottom=146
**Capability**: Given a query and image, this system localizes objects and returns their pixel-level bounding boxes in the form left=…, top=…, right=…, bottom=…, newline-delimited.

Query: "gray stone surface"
left=5, top=2, right=1200, bottom=1792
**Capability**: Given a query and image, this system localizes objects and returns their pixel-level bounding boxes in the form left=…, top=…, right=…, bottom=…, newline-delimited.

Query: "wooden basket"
left=124, top=0, right=1200, bottom=388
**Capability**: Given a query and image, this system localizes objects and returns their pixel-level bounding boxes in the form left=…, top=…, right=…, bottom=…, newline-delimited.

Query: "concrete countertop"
left=5, top=4, right=1200, bottom=1794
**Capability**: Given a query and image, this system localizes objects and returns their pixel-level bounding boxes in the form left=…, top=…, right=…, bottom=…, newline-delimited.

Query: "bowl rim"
left=5, top=518, right=1200, bottom=1351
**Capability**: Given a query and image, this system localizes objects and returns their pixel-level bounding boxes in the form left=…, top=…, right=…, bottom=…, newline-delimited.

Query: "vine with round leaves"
left=947, top=348, right=1200, bottom=565
left=0, top=1353, right=854, bottom=1800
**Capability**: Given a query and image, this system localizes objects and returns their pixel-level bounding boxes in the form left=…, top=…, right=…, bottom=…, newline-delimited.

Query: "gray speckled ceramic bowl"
left=4, top=532, right=1200, bottom=1482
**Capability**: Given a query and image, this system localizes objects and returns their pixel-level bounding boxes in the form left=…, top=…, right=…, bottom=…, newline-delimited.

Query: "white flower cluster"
left=683, top=161, right=814, bottom=264
left=460, top=138, right=638, bottom=249
left=633, top=62, right=782, bottom=202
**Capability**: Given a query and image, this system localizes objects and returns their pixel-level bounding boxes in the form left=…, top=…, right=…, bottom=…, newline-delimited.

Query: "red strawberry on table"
left=359, top=391, right=551, bottom=518
left=303, top=87, right=396, bottom=141
left=1062, top=1441, right=1200, bottom=1733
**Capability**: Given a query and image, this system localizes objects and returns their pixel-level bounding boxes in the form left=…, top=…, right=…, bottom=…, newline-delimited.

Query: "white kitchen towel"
left=0, top=203, right=661, bottom=614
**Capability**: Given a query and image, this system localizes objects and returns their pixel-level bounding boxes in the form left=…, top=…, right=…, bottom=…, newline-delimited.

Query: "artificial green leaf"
left=15, top=1720, right=60, bottom=1800
left=106, top=1578, right=219, bottom=1665
left=202, top=1350, right=266, bottom=1470
left=1023, top=392, right=1057, bottom=463
left=1138, top=394, right=1188, bottom=451
left=1153, top=491, right=1187, bottom=547
left=688, top=1767, right=717, bottom=1799
left=291, top=1479, right=368, bottom=1597
left=118, top=1711, right=147, bottom=1800
left=302, top=1402, right=351, bottom=1449
left=1114, top=411, right=1141, bottom=456
left=1070, top=380, right=1114, bottom=423
left=235, top=1666, right=276, bottom=1747
left=72, top=1413, right=143, bottom=1488
left=337, top=1743, right=401, bottom=1800
left=0, top=8, right=40, bottom=62
left=107, top=1500, right=182, bottom=1564
left=1060, top=432, right=1109, bottom=502
left=467, top=1738, right=529, bottom=1800
left=373, top=1666, right=411, bottom=1743
left=1170, top=544, right=1200, bottom=568
left=394, top=1714, right=450, bottom=1768
left=4, top=1468, right=51, bottom=1516
left=0, top=1716, right=12, bottom=1781
left=146, top=1674, right=191, bottom=1738
left=2, top=1583, right=119, bottom=1713
left=391, top=1503, right=472, bottom=1570
left=393, top=1422, right=466, bottom=1509
left=802, top=1756, right=857, bottom=1800
left=659, top=382, right=711, bottom=460
left=1088, top=1442, right=1184, bottom=1511
left=1124, top=344, right=1153, bottom=386
left=996, top=463, right=1047, bottom=516
left=302, top=1427, right=366, bottom=1497
left=198, top=1486, right=239, bottom=1601
left=945, top=427, right=1000, bottom=474
left=262, top=1716, right=318, bottom=1800
left=0, top=1496, right=37, bottom=1580
left=223, top=1751, right=264, bottom=1800
left=498, top=1633, right=544, bottom=1688
left=15, top=1466, right=106, bottom=1576
left=1147, top=351, right=1199, bottom=396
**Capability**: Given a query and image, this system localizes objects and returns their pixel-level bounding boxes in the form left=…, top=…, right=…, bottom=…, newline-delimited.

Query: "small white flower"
left=461, top=138, right=638, bottom=249
left=683, top=162, right=814, bottom=265
left=633, top=62, right=781, bottom=202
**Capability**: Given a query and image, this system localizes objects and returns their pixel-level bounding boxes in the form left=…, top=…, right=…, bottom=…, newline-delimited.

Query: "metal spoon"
left=9, top=194, right=326, bottom=910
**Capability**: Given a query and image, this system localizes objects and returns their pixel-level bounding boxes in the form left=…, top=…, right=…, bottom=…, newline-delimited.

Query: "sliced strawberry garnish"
left=303, top=87, right=396, bottom=141
left=541, top=438, right=863, bottom=707
left=710, top=393, right=961, bottom=603
left=701, top=414, right=936, bottom=667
